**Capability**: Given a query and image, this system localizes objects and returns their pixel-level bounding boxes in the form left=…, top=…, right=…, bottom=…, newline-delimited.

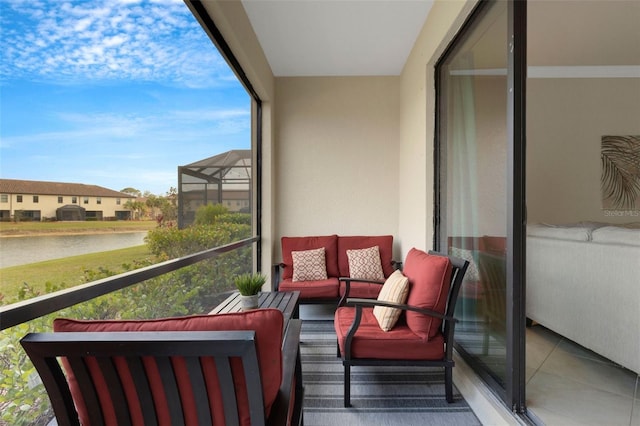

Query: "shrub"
left=215, top=213, right=251, bottom=226
left=194, top=204, right=228, bottom=225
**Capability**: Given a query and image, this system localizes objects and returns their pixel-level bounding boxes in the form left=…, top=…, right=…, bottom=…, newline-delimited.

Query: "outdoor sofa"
left=273, top=235, right=400, bottom=306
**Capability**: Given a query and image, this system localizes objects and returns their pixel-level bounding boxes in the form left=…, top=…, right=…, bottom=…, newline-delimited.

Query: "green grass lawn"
left=0, top=245, right=154, bottom=302
left=0, top=220, right=156, bottom=236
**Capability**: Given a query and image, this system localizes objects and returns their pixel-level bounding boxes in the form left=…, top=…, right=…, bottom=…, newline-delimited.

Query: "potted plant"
left=234, top=272, right=267, bottom=310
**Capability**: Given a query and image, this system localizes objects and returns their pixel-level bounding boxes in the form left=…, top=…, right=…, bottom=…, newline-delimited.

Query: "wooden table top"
left=209, top=291, right=300, bottom=326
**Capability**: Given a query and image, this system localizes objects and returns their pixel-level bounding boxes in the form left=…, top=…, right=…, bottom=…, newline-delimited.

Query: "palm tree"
left=601, top=135, right=640, bottom=209
left=124, top=199, right=145, bottom=220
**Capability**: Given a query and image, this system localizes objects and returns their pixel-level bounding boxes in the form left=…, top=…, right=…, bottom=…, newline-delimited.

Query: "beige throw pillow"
left=292, top=247, right=328, bottom=281
left=346, top=245, right=385, bottom=281
left=373, top=270, right=410, bottom=331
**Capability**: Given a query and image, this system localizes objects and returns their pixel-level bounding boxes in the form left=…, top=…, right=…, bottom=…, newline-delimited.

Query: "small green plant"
left=234, top=273, right=266, bottom=296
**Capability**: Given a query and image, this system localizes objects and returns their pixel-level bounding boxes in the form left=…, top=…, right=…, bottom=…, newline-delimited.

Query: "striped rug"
left=300, top=320, right=481, bottom=426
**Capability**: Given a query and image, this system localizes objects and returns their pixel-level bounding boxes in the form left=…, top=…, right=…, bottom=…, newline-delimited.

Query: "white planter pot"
left=239, top=294, right=259, bottom=311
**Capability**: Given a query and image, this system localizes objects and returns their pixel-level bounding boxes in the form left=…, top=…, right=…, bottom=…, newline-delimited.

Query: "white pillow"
left=526, top=223, right=591, bottom=241
left=346, top=245, right=385, bottom=281
left=591, top=226, right=640, bottom=246
left=373, top=270, right=410, bottom=331
left=292, top=248, right=328, bottom=281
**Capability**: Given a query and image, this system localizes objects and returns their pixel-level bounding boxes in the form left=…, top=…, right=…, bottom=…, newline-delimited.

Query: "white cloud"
left=0, top=0, right=234, bottom=87
left=1, top=106, right=250, bottom=148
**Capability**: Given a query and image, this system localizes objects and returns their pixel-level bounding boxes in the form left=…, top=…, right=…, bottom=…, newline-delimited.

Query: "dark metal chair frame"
left=336, top=251, right=469, bottom=407
left=21, top=320, right=304, bottom=426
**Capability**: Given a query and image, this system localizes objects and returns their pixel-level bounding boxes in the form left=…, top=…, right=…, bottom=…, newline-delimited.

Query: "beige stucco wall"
left=527, top=77, right=640, bottom=224
left=1, top=194, right=128, bottom=219
left=273, top=76, right=401, bottom=256
left=397, top=0, right=476, bottom=257
left=205, top=0, right=479, bottom=267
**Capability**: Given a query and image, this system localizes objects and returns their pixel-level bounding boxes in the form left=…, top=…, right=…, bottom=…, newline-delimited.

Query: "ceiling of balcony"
left=240, top=0, right=435, bottom=77
left=239, top=1, right=639, bottom=78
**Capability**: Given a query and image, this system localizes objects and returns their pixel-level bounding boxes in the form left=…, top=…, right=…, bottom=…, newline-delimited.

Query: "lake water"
left=0, top=232, right=148, bottom=268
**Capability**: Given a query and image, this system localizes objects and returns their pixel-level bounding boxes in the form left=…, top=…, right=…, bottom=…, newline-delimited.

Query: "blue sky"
left=0, top=0, right=250, bottom=195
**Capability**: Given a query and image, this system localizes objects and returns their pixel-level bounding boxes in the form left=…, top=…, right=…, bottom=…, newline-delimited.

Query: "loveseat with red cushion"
left=273, top=235, right=399, bottom=305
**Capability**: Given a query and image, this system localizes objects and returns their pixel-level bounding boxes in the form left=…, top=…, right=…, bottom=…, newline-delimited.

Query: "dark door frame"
left=433, top=0, right=527, bottom=413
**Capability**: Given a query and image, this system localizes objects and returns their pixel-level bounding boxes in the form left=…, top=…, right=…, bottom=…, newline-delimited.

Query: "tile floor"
left=526, top=324, right=640, bottom=426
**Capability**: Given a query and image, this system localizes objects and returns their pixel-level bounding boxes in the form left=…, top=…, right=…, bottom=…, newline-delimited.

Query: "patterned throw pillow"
left=448, top=247, right=480, bottom=281
left=292, top=247, right=328, bottom=281
left=346, top=246, right=385, bottom=281
left=373, top=270, right=410, bottom=331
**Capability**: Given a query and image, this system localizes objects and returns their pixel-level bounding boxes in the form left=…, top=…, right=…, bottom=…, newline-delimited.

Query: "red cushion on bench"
left=281, top=235, right=339, bottom=280
left=337, top=235, right=394, bottom=278
left=53, top=309, right=284, bottom=426
left=334, top=306, right=445, bottom=359
left=279, top=277, right=340, bottom=299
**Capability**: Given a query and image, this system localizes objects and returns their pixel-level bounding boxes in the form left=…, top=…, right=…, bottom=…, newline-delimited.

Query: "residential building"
left=0, top=178, right=135, bottom=221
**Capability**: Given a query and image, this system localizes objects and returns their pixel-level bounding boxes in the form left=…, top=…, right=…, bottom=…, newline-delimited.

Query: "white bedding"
left=526, top=222, right=640, bottom=374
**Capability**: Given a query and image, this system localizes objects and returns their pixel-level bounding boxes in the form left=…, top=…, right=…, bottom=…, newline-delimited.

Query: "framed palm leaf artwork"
left=601, top=135, right=640, bottom=210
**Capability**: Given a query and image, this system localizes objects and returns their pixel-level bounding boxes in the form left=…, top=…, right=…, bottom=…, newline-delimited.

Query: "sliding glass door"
left=435, top=0, right=526, bottom=411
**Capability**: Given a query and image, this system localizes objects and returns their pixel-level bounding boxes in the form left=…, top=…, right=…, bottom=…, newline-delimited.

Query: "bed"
left=526, top=222, right=640, bottom=374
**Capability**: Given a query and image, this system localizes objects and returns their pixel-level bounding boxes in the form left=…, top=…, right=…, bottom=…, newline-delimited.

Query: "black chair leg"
left=445, top=366, right=453, bottom=403
left=344, top=364, right=351, bottom=407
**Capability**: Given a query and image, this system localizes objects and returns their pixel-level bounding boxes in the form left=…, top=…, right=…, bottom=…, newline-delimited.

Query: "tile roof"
left=0, top=179, right=135, bottom=198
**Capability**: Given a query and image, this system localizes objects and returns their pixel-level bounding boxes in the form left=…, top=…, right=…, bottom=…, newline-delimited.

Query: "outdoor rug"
left=300, top=320, right=482, bottom=426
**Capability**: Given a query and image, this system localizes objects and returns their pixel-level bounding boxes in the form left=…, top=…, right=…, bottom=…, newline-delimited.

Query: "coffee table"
left=210, top=291, right=300, bottom=327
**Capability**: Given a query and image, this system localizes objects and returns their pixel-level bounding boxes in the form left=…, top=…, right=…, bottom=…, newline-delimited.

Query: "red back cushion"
left=481, top=235, right=507, bottom=254
left=403, top=248, right=452, bottom=340
left=53, top=309, right=284, bottom=426
left=337, top=235, right=394, bottom=278
left=281, top=235, right=339, bottom=280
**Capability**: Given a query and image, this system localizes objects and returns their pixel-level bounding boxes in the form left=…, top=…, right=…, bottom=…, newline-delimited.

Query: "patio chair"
left=334, top=249, right=468, bottom=407
left=21, top=309, right=303, bottom=426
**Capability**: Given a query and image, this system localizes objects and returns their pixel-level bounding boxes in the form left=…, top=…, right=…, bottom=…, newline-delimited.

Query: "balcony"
left=1, top=237, right=494, bottom=426
left=4, top=233, right=639, bottom=425
left=3, top=0, right=638, bottom=425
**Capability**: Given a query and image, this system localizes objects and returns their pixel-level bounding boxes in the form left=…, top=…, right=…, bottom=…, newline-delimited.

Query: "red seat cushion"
left=334, top=306, right=445, bottom=360
left=339, top=281, right=384, bottom=299
left=279, top=277, right=340, bottom=299
left=403, top=248, right=452, bottom=340
left=337, top=235, right=395, bottom=278
left=281, top=235, right=339, bottom=280
left=53, top=309, right=284, bottom=426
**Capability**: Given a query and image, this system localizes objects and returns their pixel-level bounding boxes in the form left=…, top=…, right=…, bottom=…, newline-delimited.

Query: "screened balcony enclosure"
left=4, top=0, right=639, bottom=425
left=178, top=149, right=252, bottom=228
